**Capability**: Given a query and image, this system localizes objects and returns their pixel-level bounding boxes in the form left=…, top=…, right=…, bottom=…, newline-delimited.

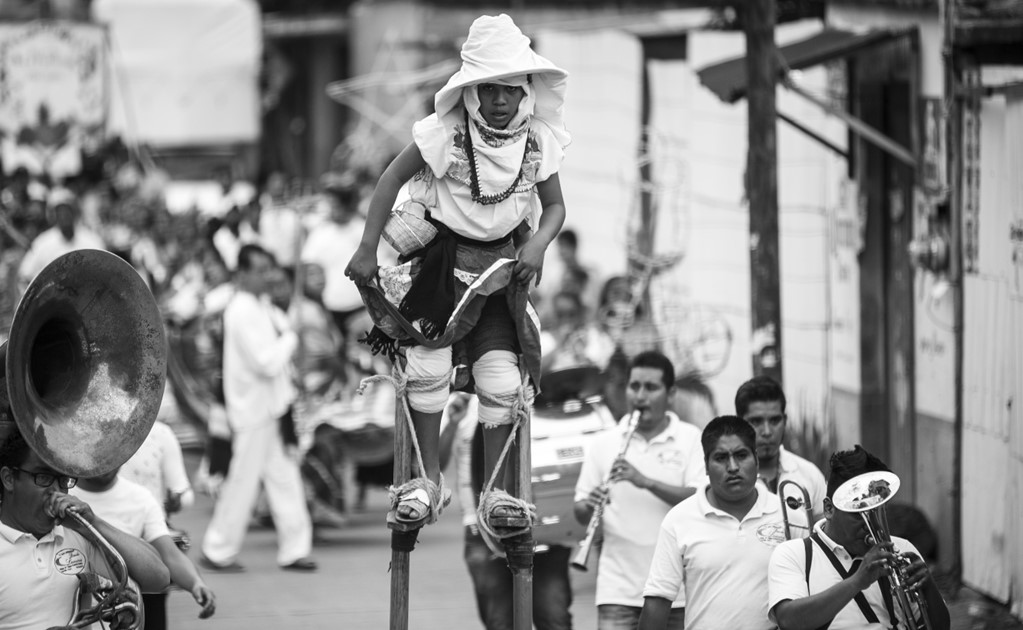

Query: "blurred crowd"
left=534, top=230, right=716, bottom=427
left=0, top=145, right=717, bottom=520
left=0, top=144, right=380, bottom=502
left=0, top=143, right=228, bottom=340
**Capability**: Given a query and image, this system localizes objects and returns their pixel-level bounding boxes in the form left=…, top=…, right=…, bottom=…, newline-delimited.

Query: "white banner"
left=0, top=21, right=107, bottom=178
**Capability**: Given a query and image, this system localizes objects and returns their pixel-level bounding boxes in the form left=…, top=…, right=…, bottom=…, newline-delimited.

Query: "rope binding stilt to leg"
left=475, top=373, right=537, bottom=557
left=358, top=362, right=452, bottom=531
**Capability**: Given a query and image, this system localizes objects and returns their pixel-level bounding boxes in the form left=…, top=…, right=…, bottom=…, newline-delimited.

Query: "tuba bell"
left=832, top=471, right=935, bottom=630
left=0, top=249, right=167, bottom=630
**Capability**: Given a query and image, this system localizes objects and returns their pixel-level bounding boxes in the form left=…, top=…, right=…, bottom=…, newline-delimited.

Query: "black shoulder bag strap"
left=803, top=537, right=831, bottom=630
left=809, top=533, right=881, bottom=625
left=877, top=574, right=902, bottom=629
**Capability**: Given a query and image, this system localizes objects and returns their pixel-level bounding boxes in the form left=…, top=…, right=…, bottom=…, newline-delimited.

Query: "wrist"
left=529, top=229, right=557, bottom=249
left=851, top=572, right=873, bottom=592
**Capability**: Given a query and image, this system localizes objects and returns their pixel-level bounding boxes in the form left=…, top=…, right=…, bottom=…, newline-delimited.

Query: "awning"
left=697, top=28, right=912, bottom=104
left=695, top=27, right=919, bottom=168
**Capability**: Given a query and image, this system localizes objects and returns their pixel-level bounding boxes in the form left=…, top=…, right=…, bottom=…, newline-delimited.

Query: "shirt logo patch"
left=656, top=450, right=685, bottom=468
left=54, top=548, right=87, bottom=575
left=756, top=522, right=788, bottom=547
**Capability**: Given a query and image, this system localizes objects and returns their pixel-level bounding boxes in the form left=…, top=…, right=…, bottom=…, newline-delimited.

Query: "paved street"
left=164, top=453, right=598, bottom=630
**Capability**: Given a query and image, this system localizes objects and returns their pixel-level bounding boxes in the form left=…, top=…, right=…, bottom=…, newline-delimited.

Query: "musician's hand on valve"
left=899, top=552, right=932, bottom=591
left=854, top=542, right=896, bottom=589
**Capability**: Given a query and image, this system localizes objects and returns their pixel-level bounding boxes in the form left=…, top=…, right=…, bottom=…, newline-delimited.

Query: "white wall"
left=540, top=20, right=850, bottom=433
left=534, top=28, right=642, bottom=285
left=961, top=88, right=1023, bottom=614
left=93, top=0, right=262, bottom=146
left=677, top=23, right=847, bottom=432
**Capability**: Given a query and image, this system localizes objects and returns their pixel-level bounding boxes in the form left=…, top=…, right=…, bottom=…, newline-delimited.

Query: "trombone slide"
left=779, top=478, right=813, bottom=539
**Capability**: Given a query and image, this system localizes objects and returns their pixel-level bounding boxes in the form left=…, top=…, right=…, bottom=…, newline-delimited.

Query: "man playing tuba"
left=1, top=248, right=175, bottom=629
left=767, top=446, right=950, bottom=630
left=0, top=428, right=170, bottom=630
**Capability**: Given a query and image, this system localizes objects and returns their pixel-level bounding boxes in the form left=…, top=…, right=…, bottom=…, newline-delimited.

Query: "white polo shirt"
left=121, top=420, right=194, bottom=509
left=643, top=485, right=791, bottom=630
left=759, top=446, right=827, bottom=518
left=0, top=521, right=111, bottom=630
left=222, top=291, right=298, bottom=432
left=300, top=219, right=366, bottom=313
left=768, top=521, right=921, bottom=629
left=574, top=413, right=705, bottom=607
left=72, top=477, right=170, bottom=543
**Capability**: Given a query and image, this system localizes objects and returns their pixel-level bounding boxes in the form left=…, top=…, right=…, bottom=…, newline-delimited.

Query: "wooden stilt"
left=505, top=402, right=534, bottom=630
left=388, top=376, right=418, bottom=630
left=389, top=528, right=418, bottom=630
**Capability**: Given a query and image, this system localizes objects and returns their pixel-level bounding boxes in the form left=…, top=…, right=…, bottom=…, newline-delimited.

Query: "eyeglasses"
left=9, top=467, right=78, bottom=489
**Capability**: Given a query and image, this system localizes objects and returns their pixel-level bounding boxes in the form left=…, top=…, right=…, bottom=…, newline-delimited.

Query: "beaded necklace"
left=464, top=110, right=526, bottom=205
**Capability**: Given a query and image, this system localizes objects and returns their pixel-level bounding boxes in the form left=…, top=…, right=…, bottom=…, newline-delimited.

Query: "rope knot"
left=357, top=368, right=407, bottom=397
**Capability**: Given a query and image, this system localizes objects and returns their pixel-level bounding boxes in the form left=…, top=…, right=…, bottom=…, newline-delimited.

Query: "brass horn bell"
left=0, top=249, right=166, bottom=478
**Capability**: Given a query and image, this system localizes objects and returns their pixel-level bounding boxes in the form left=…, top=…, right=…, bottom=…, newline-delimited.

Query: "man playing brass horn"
left=0, top=428, right=171, bottom=630
left=767, top=446, right=950, bottom=630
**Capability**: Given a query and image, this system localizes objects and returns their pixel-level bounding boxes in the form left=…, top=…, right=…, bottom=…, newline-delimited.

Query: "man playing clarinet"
left=573, top=350, right=706, bottom=630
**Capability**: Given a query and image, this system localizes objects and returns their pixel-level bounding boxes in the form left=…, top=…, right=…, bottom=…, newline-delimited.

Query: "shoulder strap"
left=804, top=537, right=830, bottom=630
left=877, top=575, right=901, bottom=629
left=810, top=534, right=881, bottom=625
left=804, top=537, right=813, bottom=581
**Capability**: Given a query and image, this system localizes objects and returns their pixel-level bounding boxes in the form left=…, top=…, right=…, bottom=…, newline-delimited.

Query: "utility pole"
left=744, top=0, right=783, bottom=383
left=941, top=0, right=963, bottom=587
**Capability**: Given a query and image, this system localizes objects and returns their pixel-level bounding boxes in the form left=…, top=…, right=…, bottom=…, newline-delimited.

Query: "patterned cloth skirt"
left=357, top=237, right=542, bottom=390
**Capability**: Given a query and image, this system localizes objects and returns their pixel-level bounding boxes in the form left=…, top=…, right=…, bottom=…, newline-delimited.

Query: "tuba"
left=832, top=471, right=935, bottom=630
left=0, top=249, right=167, bottom=630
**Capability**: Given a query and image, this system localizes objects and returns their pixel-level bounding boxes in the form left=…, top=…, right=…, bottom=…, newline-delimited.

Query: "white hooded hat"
left=414, top=14, right=570, bottom=177
left=433, top=14, right=568, bottom=132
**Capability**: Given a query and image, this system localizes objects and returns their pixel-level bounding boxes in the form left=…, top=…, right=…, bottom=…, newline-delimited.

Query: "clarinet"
left=570, top=410, right=640, bottom=571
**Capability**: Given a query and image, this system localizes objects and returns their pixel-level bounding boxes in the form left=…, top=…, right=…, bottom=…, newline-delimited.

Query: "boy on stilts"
left=345, top=13, right=569, bottom=550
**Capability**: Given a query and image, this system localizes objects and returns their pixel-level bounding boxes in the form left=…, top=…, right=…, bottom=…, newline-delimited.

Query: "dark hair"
left=552, top=291, right=583, bottom=312
left=701, top=415, right=757, bottom=461
left=278, top=265, right=295, bottom=285
left=0, top=430, right=32, bottom=499
left=826, top=445, right=891, bottom=498
left=557, top=229, right=578, bottom=248
left=675, top=371, right=717, bottom=412
left=325, top=186, right=359, bottom=209
left=599, top=275, right=629, bottom=308
left=236, top=243, right=272, bottom=272
left=734, top=375, right=787, bottom=416
left=598, top=275, right=646, bottom=318
left=629, top=350, right=675, bottom=389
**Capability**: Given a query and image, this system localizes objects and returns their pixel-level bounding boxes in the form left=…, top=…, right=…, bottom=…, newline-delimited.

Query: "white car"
left=530, top=367, right=617, bottom=551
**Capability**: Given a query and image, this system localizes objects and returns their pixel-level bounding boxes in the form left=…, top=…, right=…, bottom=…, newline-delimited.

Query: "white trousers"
left=201, top=419, right=312, bottom=566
